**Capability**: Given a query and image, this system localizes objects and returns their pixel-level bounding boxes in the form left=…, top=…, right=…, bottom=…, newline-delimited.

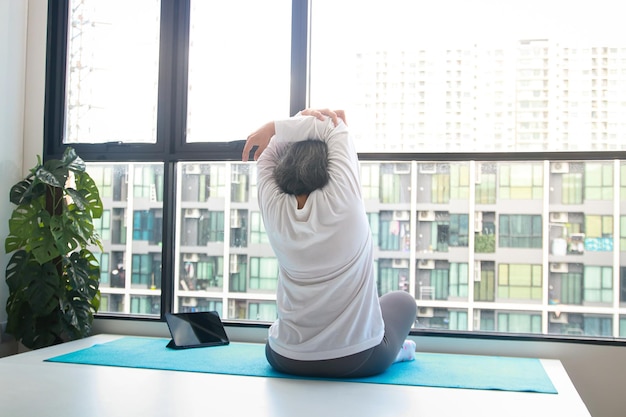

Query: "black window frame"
left=43, top=1, right=626, bottom=346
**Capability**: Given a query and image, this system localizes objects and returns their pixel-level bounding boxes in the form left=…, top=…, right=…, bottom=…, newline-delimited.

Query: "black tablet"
left=165, top=311, right=230, bottom=349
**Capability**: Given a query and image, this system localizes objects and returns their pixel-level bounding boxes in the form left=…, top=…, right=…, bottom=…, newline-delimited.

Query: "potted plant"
left=5, top=147, right=103, bottom=349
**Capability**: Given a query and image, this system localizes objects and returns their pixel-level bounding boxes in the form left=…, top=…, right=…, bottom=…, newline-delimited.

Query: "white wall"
left=0, top=0, right=46, bottom=356
left=0, top=0, right=28, bottom=356
left=2, top=2, right=626, bottom=416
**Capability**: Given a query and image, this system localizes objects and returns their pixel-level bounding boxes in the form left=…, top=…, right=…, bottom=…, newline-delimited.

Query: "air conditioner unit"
left=392, top=210, right=410, bottom=221
left=474, top=211, right=483, bottom=231
left=150, top=184, right=157, bottom=203
left=418, top=210, right=436, bottom=221
left=392, top=259, right=410, bottom=269
left=230, top=257, right=239, bottom=273
left=473, top=309, right=481, bottom=329
left=181, top=297, right=198, bottom=307
left=183, top=253, right=199, bottom=262
left=186, top=164, right=201, bottom=175
left=417, top=307, right=434, bottom=317
left=230, top=210, right=242, bottom=228
left=550, top=263, right=569, bottom=273
left=419, top=163, right=437, bottom=174
left=549, top=212, right=568, bottom=223
left=418, top=259, right=435, bottom=269
left=184, top=209, right=201, bottom=218
left=549, top=312, right=568, bottom=324
left=231, top=216, right=242, bottom=228
left=474, top=261, right=482, bottom=282
left=551, top=162, right=569, bottom=173
left=393, top=163, right=411, bottom=174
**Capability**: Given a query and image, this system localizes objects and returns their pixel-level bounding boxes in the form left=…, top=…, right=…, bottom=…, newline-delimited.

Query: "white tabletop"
left=0, top=334, right=591, bottom=417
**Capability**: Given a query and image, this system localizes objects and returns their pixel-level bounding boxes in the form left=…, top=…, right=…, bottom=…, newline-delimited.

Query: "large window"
left=44, top=0, right=626, bottom=341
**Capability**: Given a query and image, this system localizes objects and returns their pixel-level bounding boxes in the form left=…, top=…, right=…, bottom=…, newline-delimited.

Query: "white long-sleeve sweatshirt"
left=256, top=115, right=384, bottom=361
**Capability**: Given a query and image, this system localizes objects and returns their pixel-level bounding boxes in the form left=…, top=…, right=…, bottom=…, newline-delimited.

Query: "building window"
left=584, top=266, right=613, bottom=304
left=249, top=257, right=279, bottom=291
left=180, top=255, right=223, bottom=291
left=131, top=254, right=161, bottom=289
left=380, top=164, right=411, bottom=203
left=557, top=272, right=584, bottom=305
left=498, top=312, right=542, bottom=334
left=584, top=215, right=613, bottom=252
left=474, top=262, right=496, bottom=302
left=449, top=263, right=469, bottom=298
left=431, top=172, right=451, bottom=204
left=249, top=212, right=269, bottom=244
left=449, top=214, right=469, bottom=247
left=620, top=316, right=626, bottom=337
left=499, top=215, right=542, bottom=248
left=90, top=165, right=114, bottom=198
left=621, top=163, right=626, bottom=201
left=378, top=259, right=410, bottom=295
left=562, top=172, right=584, bottom=204
left=499, top=163, right=543, bottom=200
left=498, top=264, right=543, bottom=301
left=367, top=212, right=380, bottom=248
left=430, top=268, right=449, bottom=300
left=475, top=165, right=497, bottom=205
left=585, top=162, right=613, bottom=200
left=131, top=295, right=160, bottom=315
left=94, top=253, right=110, bottom=286
left=450, top=163, right=470, bottom=200
left=379, top=211, right=410, bottom=251
left=361, top=163, right=381, bottom=201
left=248, top=302, right=278, bottom=321
left=93, top=210, right=111, bottom=241
left=583, top=315, right=612, bottom=337
left=229, top=255, right=248, bottom=293
left=449, top=310, right=468, bottom=331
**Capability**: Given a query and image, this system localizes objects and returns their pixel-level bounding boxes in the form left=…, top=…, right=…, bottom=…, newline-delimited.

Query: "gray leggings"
left=265, top=290, right=417, bottom=378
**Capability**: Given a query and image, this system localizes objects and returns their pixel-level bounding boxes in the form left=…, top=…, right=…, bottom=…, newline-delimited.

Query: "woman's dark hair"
left=273, top=139, right=329, bottom=195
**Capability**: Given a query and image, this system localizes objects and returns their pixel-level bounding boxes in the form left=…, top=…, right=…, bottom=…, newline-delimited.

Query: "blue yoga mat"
left=46, top=337, right=557, bottom=394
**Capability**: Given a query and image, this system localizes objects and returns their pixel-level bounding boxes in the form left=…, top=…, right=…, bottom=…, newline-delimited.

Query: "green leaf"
left=75, top=173, right=103, bottom=219
left=65, top=250, right=101, bottom=296
left=49, top=216, right=81, bottom=255
left=36, top=162, right=67, bottom=188
left=29, top=211, right=62, bottom=264
left=66, top=188, right=88, bottom=211
left=5, top=299, right=34, bottom=341
left=5, top=201, right=44, bottom=252
left=27, top=311, right=63, bottom=349
left=5, top=250, right=36, bottom=293
left=5, top=234, right=25, bottom=255
left=26, top=262, right=62, bottom=315
left=5, top=257, right=63, bottom=349
left=63, top=147, right=86, bottom=173
left=8, top=178, right=42, bottom=206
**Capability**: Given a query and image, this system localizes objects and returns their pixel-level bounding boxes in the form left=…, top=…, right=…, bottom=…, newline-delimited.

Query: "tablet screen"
left=165, top=311, right=230, bottom=349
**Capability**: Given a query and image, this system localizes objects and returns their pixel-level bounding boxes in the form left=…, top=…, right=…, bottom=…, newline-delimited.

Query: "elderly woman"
left=242, top=109, right=417, bottom=378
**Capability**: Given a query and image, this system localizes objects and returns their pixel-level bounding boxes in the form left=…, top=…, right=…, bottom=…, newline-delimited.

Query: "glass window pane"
left=186, top=1, right=291, bottom=142
left=65, top=0, right=161, bottom=143
left=88, top=162, right=164, bottom=316
left=310, top=0, right=626, bottom=153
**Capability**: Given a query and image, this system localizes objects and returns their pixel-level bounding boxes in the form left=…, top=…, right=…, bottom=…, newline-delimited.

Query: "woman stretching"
left=242, top=108, right=417, bottom=378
